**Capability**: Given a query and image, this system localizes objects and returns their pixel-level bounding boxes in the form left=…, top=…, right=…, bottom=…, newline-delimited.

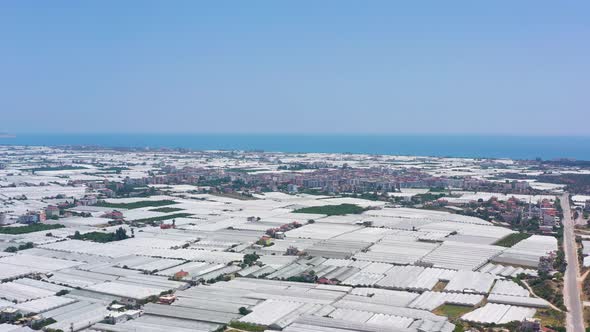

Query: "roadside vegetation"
left=584, top=307, right=590, bottom=330
left=534, top=309, right=566, bottom=331
left=527, top=275, right=566, bottom=310
left=0, top=223, right=65, bottom=235
left=582, top=269, right=590, bottom=302
left=293, top=203, right=366, bottom=216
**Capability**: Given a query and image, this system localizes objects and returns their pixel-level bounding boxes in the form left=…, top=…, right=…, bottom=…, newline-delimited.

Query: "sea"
left=1, top=134, right=589, bottom=161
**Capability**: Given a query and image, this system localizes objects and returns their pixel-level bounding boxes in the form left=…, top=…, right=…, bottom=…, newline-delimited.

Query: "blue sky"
left=1, top=1, right=588, bottom=135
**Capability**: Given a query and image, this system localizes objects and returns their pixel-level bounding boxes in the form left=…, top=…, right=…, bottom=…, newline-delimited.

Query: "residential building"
left=45, top=205, right=60, bottom=218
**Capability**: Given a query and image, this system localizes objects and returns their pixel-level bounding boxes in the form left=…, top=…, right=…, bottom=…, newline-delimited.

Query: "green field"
left=149, top=207, right=185, bottom=213
left=102, top=166, right=130, bottom=171
left=0, top=224, right=65, bottom=235
left=293, top=203, right=366, bottom=216
left=228, top=321, right=267, bottom=332
left=433, top=304, right=474, bottom=320
left=494, top=232, right=532, bottom=247
left=72, top=227, right=128, bottom=243
left=96, top=199, right=178, bottom=209
left=132, top=213, right=193, bottom=224
left=29, top=165, right=88, bottom=172
left=226, top=168, right=261, bottom=173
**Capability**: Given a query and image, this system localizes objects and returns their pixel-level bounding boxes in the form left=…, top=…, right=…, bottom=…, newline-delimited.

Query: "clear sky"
left=1, top=1, right=588, bottom=135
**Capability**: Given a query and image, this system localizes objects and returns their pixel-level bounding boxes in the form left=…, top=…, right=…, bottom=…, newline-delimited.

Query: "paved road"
left=561, top=193, right=585, bottom=332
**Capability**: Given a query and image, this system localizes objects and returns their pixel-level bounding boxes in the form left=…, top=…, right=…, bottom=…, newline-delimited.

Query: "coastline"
left=1, top=133, right=589, bottom=161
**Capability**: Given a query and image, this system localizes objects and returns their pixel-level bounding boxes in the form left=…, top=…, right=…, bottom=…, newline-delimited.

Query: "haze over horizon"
left=1, top=1, right=589, bottom=135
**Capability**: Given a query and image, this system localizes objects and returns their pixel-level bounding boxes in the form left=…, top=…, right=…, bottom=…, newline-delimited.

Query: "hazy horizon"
left=4, top=132, right=590, bottom=138
left=2, top=1, right=589, bottom=135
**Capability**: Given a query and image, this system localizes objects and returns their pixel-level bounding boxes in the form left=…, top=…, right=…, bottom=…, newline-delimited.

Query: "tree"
left=243, top=253, right=259, bottom=266
left=55, top=289, right=69, bottom=296
left=4, top=246, right=17, bottom=253
left=239, top=307, right=252, bottom=315
left=114, top=227, right=128, bottom=241
left=73, top=231, right=82, bottom=239
left=17, top=242, right=34, bottom=250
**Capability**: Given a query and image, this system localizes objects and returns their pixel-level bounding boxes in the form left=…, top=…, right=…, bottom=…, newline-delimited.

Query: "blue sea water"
left=1, top=134, right=590, bottom=161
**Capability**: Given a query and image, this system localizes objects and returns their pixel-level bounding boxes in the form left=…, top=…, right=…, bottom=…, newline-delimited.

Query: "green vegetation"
left=554, top=227, right=567, bottom=273
left=242, top=253, right=260, bottom=266
left=433, top=304, right=474, bottom=320
left=4, top=242, right=35, bottom=252
left=228, top=321, right=267, bottom=332
left=31, top=317, right=57, bottom=330
left=132, top=213, right=193, bottom=224
left=4, top=246, right=17, bottom=253
left=453, top=323, right=465, bottom=332
left=286, top=275, right=316, bottom=283
left=299, top=188, right=331, bottom=196
left=55, top=289, right=70, bottom=296
left=197, top=176, right=232, bottom=186
left=102, top=166, right=130, bottom=172
left=239, top=307, right=252, bottom=315
left=106, top=182, right=157, bottom=197
left=16, top=242, right=34, bottom=251
left=582, top=267, right=590, bottom=301
left=71, top=227, right=129, bottom=243
left=413, top=192, right=446, bottom=203
left=528, top=277, right=566, bottom=310
left=96, top=199, right=178, bottom=209
left=537, top=173, right=590, bottom=195
left=293, top=203, right=366, bottom=216
left=277, top=164, right=318, bottom=171
left=149, top=207, right=185, bottom=213
left=494, top=232, right=532, bottom=247
left=343, top=192, right=388, bottom=201
left=226, top=168, right=260, bottom=173
left=0, top=223, right=65, bottom=235
left=211, top=192, right=257, bottom=201
left=29, top=165, right=87, bottom=172
left=534, top=309, right=566, bottom=330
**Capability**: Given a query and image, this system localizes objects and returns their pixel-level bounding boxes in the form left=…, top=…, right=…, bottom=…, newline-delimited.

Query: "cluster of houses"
left=440, top=195, right=560, bottom=234
left=7, top=195, right=113, bottom=226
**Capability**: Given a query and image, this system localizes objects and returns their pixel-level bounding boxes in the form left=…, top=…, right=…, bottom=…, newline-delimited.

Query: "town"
left=2, top=145, right=590, bottom=332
